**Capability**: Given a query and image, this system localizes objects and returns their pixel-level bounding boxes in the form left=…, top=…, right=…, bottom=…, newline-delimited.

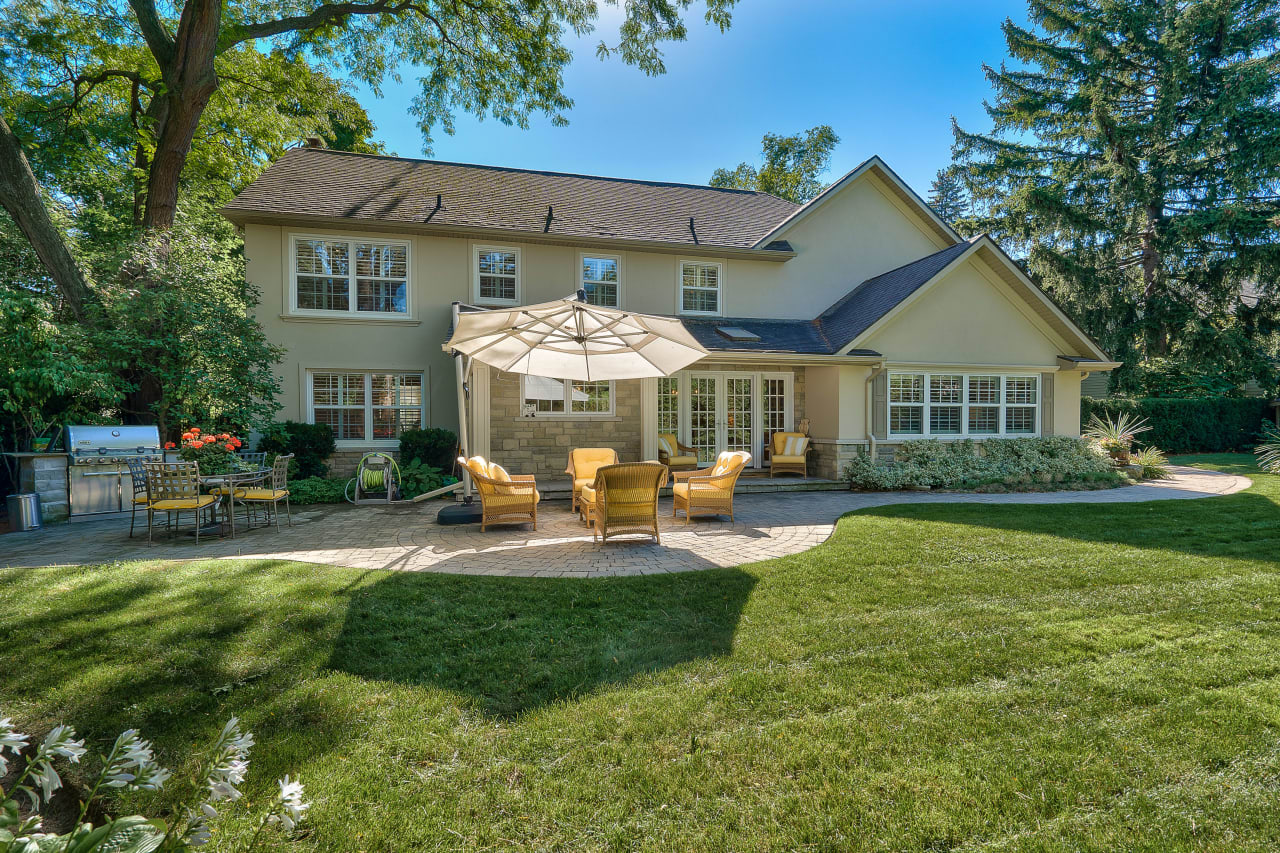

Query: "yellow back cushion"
left=571, top=448, right=617, bottom=479
left=489, top=463, right=514, bottom=494
left=658, top=433, right=678, bottom=456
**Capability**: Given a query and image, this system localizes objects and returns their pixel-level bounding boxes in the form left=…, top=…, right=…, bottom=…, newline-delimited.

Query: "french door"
left=686, top=372, right=762, bottom=465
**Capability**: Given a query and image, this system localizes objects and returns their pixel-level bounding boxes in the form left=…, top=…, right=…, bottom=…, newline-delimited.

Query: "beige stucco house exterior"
left=222, top=146, right=1117, bottom=479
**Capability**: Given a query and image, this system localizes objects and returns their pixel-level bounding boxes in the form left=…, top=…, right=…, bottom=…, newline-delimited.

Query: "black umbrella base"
left=437, top=500, right=484, bottom=525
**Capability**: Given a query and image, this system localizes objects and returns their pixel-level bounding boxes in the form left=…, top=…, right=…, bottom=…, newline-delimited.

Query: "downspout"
left=864, top=361, right=887, bottom=460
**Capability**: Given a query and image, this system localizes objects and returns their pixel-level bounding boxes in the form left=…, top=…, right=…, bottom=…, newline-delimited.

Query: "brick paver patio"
left=0, top=466, right=1250, bottom=578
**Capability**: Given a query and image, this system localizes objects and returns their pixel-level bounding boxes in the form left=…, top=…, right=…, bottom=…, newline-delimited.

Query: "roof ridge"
left=280, top=146, right=801, bottom=202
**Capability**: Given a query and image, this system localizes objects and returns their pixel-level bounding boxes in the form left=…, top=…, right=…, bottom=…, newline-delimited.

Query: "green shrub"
left=399, top=427, right=458, bottom=470
left=843, top=437, right=1122, bottom=492
left=287, top=476, right=347, bottom=504
left=1081, top=397, right=1270, bottom=453
left=256, top=421, right=336, bottom=478
left=398, top=458, right=445, bottom=499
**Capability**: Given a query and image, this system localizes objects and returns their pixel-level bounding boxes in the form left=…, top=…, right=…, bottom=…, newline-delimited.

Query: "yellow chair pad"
left=771, top=455, right=807, bottom=464
left=239, top=489, right=288, bottom=500
left=580, top=485, right=597, bottom=504
left=132, top=495, right=150, bottom=505
left=665, top=455, right=698, bottom=466
left=151, top=496, right=217, bottom=511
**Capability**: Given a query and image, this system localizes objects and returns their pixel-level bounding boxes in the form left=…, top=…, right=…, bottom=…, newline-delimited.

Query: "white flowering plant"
left=0, top=713, right=308, bottom=852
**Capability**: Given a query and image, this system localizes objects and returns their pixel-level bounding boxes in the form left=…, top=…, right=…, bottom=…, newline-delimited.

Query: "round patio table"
left=199, top=468, right=269, bottom=539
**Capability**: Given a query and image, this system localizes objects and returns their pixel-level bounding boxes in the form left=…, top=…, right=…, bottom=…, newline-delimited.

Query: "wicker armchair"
left=579, top=462, right=667, bottom=544
left=768, top=431, right=812, bottom=478
left=565, top=447, right=619, bottom=513
left=459, top=456, right=540, bottom=531
left=656, top=433, right=699, bottom=471
left=672, top=451, right=752, bottom=523
left=143, top=461, right=219, bottom=544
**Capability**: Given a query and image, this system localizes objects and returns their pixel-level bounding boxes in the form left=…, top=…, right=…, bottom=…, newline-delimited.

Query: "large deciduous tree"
left=0, top=0, right=739, bottom=313
left=710, top=125, right=839, bottom=203
left=953, top=0, right=1280, bottom=392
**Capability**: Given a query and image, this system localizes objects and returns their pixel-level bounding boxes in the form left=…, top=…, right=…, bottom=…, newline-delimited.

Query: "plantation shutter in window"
left=871, top=371, right=888, bottom=440
left=1040, top=373, right=1054, bottom=435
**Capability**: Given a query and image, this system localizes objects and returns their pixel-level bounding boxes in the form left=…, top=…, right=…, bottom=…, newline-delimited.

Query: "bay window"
left=889, top=372, right=1039, bottom=437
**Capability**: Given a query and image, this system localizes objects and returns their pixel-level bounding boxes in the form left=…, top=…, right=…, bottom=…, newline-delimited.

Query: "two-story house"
left=221, top=145, right=1117, bottom=479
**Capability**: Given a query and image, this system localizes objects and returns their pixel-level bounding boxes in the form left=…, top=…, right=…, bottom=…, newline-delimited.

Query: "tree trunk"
left=1141, top=201, right=1167, bottom=358
left=0, top=112, right=92, bottom=318
left=140, top=0, right=223, bottom=230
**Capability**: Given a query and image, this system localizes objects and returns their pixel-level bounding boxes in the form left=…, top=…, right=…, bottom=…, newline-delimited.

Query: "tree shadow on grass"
left=328, top=567, right=757, bottom=718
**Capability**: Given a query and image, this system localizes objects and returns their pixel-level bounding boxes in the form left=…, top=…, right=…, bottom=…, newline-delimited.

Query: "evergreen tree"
left=927, top=167, right=970, bottom=226
left=711, top=125, right=840, bottom=202
left=953, top=0, right=1280, bottom=391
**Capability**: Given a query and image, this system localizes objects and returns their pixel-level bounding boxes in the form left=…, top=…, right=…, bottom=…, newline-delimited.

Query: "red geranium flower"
left=190, top=427, right=201, bottom=434
left=181, top=432, right=193, bottom=440
left=218, top=433, right=230, bottom=440
left=164, top=441, right=175, bottom=449
left=225, top=443, right=235, bottom=451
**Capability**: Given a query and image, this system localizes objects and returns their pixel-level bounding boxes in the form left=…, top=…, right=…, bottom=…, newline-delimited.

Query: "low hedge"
left=287, top=476, right=347, bottom=504
left=843, top=437, right=1123, bottom=492
left=1081, top=396, right=1271, bottom=453
left=255, top=421, right=337, bottom=479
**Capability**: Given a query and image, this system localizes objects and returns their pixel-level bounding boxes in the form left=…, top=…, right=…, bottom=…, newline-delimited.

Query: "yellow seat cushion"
left=579, top=485, right=597, bottom=505
left=665, top=455, right=698, bottom=467
left=133, top=495, right=150, bottom=505
left=151, top=495, right=217, bottom=511
left=771, top=455, right=807, bottom=465
left=672, top=482, right=689, bottom=500
left=239, top=488, right=288, bottom=501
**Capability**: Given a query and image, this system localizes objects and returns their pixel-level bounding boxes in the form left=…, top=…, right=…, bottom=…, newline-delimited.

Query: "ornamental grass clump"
left=1083, top=412, right=1151, bottom=464
left=1131, top=446, right=1173, bottom=480
left=0, top=713, right=306, bottom=852
left=843, top=437, right=1122, bottom=492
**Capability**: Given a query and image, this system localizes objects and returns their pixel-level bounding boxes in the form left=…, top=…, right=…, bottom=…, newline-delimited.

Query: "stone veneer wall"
left=13, top=454, right=70, bottom=522
left=487, top=372, right=644, bottom=478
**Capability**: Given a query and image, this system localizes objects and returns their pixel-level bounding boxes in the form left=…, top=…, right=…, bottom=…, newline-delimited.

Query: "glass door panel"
left=688, top=375, right=719, bottom=465
left=724, top=375, right=755, bottom=457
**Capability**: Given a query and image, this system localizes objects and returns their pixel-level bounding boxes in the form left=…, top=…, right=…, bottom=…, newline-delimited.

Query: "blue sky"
left=355, top=0, right=1027, bottom=196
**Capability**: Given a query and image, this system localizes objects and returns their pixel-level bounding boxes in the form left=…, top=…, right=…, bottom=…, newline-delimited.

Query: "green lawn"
left=4, top=454, right=1280, bottom=851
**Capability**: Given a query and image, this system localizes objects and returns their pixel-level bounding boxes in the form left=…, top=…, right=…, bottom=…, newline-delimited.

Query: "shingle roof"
left=815, top=239, right=975, bottom=349
left=222, top=148, right=800, bottom=250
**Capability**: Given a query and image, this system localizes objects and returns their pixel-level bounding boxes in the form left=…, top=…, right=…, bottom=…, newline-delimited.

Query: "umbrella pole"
left=453, top=306, right=473, bottom=500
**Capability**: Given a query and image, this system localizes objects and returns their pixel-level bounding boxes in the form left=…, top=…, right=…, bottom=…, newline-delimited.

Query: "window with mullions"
left=889, top=373, right=1038, bottom=437
left=293, top=237, right=408, bottom=315
left=581, top=256, right=620, bottom=307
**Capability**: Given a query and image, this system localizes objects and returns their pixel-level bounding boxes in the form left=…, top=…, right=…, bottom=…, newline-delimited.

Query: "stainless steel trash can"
left=6, top=493, right=42, bottom=531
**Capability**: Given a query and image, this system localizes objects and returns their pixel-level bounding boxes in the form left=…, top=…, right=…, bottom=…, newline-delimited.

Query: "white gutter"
left=864, top=361, right=887, bottom=461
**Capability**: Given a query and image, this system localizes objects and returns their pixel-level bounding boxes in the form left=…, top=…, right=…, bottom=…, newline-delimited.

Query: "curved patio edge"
left=0, top=466, right=1251, bottom=578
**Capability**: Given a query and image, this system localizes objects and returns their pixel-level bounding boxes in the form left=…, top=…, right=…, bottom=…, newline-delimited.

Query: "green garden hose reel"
left=345, top=452, right=401, bottom=504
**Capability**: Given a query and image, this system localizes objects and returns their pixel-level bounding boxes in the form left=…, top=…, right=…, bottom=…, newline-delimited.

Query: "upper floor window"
left=292, top=236, right=408, bottom=316
left=890, top=372, right=1038, bottom=437
left=581, top=255, right=621, bottom=307
left=474, top=245, right=520, bottom=305
left=680, top=261, right=722, bottom=315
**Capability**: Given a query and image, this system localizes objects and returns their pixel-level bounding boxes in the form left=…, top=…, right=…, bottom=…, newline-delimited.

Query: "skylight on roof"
left=715, top=326, right=761, bottom=342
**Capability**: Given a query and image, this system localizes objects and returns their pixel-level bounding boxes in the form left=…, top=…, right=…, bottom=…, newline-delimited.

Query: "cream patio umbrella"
left=439, top=293, right=708, bottom=520
left=445, top=293, right=709, bottom=381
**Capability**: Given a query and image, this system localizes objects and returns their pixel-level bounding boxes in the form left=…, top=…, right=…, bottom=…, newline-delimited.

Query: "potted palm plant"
left=1084, top=412, right=1152, bottom=466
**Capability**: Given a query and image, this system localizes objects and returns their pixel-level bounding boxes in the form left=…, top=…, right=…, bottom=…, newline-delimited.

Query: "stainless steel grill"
left=66, top=425, right=163, bottom=516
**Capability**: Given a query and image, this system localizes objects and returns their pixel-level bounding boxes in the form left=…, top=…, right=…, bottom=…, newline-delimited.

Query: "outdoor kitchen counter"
left=3, top=453, right=69, bottom=522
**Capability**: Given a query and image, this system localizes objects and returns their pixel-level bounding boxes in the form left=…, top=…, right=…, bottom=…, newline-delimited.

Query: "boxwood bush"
left=399, top=427, right=458, bottom=470
left=1080, top=396, right=1270, bottom=453
left=255, top=421, right=337, bottom=479
left=843, top=437, right=1123, bottom=492
left=287, top=476, right=347, bottom=504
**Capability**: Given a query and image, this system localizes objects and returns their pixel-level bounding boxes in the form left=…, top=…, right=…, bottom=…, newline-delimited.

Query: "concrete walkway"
left=0, top=466, right=1251, bottom=578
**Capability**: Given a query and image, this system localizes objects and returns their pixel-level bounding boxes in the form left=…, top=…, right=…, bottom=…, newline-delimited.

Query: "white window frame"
left=888, top=371, right=1040, bottom=438
left=578, top=252, right=623, bottom=308
left=472, top=244, right=522, bottom=306
left=289, top=233, right=412, bottom=319
left=306, top=369, right=427, bottom=448
left=519, top=376, right=615, bottom=418
left=678, top=260, right=724, bottom=316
